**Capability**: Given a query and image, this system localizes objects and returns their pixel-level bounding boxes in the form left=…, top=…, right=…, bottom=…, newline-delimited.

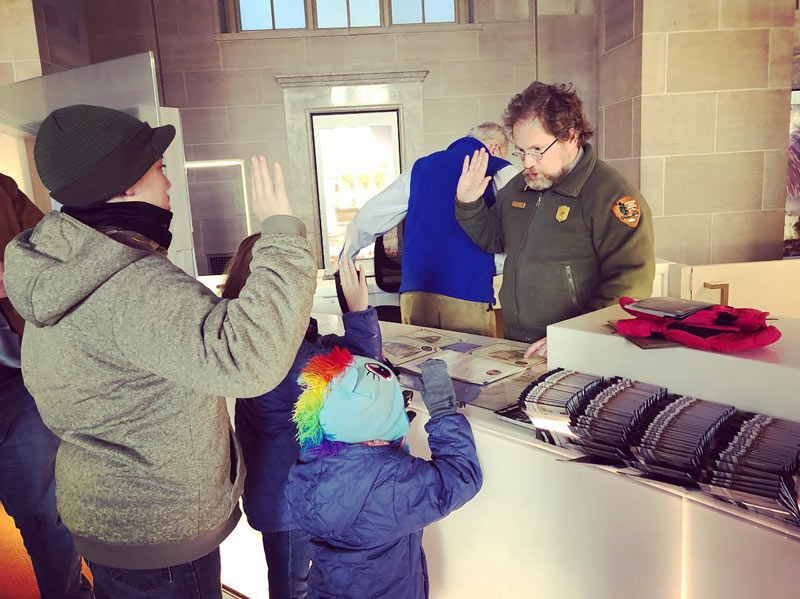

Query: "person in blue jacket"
left=222, top=236, right=378, bottom=599
left=339, top=122, right=517, bottom=337
left=286, top=349, right=483, bottom=599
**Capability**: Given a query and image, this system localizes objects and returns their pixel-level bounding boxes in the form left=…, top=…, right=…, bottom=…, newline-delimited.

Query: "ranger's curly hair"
left=504, top=82, right=594, bottom=147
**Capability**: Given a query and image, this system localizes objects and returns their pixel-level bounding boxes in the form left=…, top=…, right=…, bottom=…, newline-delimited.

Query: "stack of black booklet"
left=566, top=378, right=669, bottom=463
left=514, top=369, right=604, bottom=445
left=629, top=396, right=736, bottom=485
left=500, top=368, right=800, bottom=528
left=700, top=413, right=800, bottom=526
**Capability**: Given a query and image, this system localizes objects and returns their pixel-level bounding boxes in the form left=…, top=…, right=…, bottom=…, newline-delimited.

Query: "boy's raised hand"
left=456, top=148, right=491, bottom=205
left=340, top=257, right=368, bottom=312
left=251, top=156, right=293, bottom=223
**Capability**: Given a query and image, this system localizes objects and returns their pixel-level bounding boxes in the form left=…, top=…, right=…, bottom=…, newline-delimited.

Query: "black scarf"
left=63, top=201, right=173, bottom=250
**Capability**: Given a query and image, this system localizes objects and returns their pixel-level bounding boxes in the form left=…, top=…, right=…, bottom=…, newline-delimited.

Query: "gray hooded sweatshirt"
left=4, top=211, right=316, bottom=569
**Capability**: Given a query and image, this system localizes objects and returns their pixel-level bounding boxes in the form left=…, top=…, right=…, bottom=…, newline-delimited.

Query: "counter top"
left=289, top=313, right=800, bottom=598
left=314, top=312, right=800, bottom=541
left=547, top=304, right=800, bottom=422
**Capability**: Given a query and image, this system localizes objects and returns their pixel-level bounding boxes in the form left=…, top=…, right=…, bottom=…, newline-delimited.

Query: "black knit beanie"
left=34, top=104, right=176, bottom=208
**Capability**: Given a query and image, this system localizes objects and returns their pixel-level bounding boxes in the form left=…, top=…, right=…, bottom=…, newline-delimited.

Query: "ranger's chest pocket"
left=501, top=201, right=534, bottom=237
left=535, top=203, right=594, bottom=262
left=543, top=203, right=586, bottom=236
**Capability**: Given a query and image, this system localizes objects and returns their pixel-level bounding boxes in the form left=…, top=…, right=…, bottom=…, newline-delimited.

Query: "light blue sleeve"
left=340, top=171, right=412, bottom=261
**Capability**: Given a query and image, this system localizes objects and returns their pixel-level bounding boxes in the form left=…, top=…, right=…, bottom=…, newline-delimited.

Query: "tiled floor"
left=0, top=503, right=37, bottom=599
left=0, top=494, right=262, bottom=599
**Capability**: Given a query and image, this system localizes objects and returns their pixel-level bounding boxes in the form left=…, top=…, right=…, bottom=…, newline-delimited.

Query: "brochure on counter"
left=399, top=349, right=526, bottom=386
left=383, top=328, right=542, bottom=386
left=383, top=336, right=439, bottom=365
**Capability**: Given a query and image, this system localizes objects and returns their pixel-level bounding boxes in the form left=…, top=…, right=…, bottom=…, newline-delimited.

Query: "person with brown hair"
left=223, top=254, right=381, bottom=599
left=339, top=122, right=517, bottom=337
left=456, top=82, right=655, bottom=357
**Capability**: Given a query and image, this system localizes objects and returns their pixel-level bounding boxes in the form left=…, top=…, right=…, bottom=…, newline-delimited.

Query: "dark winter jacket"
left=237, top=308, right=383, bottom=532
left=456, top=143, right=655, bottom=342
left=0, top=172, right=44, bottom=337
left=286, top=414, right=482, bottom=599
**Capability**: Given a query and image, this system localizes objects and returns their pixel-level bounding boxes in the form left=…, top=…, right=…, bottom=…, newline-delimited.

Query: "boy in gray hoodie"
left=4, top=104, right=317, bottom=598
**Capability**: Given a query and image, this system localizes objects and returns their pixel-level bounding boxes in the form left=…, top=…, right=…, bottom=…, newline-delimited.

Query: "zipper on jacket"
left=512, top=193, right=542, bottom=336
left=565, top=264, right=579, bottom=309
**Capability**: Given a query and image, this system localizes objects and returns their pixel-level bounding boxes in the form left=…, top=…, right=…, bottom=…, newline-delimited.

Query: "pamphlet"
left=399, top=349, right=525, bottom=386
left=405, top=328, right=463, bottom=349
left=469, top=342, right=546, bottom=367
left=441, top=341, right=482, bottom=353
left=383, top=336, right=438, bottom=365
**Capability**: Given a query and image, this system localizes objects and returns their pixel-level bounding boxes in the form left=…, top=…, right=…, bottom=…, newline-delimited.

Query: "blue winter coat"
left=286, top=414, right=482, bottom=599
left=236, top=308, right=383, bottom=532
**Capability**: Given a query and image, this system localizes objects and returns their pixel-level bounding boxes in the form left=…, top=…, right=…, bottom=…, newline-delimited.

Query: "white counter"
left=547, top=304, right=800, bottom=422
left=320, top=315, right=800, bottom=598
left=222, top=313, right=800, bottom=599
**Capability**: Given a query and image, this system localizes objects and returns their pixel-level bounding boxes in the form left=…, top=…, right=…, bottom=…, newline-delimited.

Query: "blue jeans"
left=0, top=376, right=90, bottom=599
left=89, top=548, right=221, bottom=599
left=263, top=529, right=312, bottom=599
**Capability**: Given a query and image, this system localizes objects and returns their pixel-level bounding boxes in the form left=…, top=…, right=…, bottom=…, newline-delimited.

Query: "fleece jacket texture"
left=4, top=211, right=317, bottom=568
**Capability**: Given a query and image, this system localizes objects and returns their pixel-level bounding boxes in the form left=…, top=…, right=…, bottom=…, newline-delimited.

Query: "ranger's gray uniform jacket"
left=456, top=144, right=655, bottom=342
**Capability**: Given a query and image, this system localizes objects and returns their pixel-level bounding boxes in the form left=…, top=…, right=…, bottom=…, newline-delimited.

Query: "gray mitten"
left=420, top=359, right=457, bottom=419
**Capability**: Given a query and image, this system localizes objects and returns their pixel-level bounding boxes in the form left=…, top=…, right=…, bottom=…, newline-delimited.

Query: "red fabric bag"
left=615, top=297, right=781, bottom=352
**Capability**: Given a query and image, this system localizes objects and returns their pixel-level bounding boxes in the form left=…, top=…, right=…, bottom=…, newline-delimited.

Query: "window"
left=239, top=0, right=307, bottom=30
left=231, top=0, right=460, bottom=31
left=391, top=0, right=455, bottom=24
left=316, top=0, right=381, bottom=28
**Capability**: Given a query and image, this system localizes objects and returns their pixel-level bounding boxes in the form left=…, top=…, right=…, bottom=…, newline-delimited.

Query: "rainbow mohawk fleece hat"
left=293, top=348, right=410, bottom=455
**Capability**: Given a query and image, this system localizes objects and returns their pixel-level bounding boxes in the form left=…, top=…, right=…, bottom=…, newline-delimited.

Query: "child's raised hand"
left=340, top=257, right=368, bottom=312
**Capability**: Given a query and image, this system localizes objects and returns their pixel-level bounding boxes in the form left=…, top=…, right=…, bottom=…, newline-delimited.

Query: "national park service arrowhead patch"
left=612, top=196, right=641, bottom=228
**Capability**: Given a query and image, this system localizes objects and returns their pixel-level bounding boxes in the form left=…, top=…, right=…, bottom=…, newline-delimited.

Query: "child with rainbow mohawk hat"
left=225, top=253, right=380, bottom=599
left=287, top=352, right=483, bottom=599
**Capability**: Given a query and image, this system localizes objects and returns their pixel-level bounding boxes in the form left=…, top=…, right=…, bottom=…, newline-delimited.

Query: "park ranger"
left=455, top=81, right=654, bottom=358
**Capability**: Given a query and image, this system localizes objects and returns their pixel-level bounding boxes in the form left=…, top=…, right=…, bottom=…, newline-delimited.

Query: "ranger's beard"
left=524, top=165, right=570, bottom=191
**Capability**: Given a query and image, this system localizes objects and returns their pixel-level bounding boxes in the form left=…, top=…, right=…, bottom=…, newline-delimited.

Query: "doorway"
left=310, top=110, right=402, bottom=271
